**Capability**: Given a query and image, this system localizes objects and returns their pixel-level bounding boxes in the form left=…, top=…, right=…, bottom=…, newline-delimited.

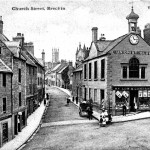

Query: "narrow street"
left=21, top=87, right=150, bottom=150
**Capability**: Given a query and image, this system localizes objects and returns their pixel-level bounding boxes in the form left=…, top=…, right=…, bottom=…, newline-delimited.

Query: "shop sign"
left=148, top=91, right=150, bottom=97
left=122, top=91, right=129, bottom=98
left=138, top=91, right=143, bottom=97
left=116, top=91, right=122, bottom=98
left=143, top=90, right=147, bottom=97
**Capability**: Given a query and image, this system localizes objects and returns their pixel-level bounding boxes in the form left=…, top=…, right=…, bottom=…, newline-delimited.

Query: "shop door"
left=130, top=90, right=138, bottom=111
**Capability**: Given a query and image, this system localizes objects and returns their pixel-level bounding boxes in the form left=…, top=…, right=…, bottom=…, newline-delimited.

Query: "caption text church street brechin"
left=12, top=6, right=65, bottom=11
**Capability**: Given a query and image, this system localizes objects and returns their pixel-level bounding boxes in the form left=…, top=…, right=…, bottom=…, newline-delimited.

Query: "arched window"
left=129, top=57, right=139, bottom=78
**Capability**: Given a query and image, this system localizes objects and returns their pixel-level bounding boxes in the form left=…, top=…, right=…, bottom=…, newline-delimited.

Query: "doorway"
left=130, top=90, right=138, bottom=111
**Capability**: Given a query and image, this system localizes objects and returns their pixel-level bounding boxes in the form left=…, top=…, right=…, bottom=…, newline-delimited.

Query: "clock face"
left=130, top=35, right=139, bottom=45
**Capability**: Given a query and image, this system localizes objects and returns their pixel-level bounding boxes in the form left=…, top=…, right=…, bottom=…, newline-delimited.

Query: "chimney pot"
left=17, top=33, right=21, bottom=36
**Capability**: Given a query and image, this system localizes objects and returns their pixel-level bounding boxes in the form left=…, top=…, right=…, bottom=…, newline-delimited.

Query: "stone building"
left=81, top=7, right=150, bottom=115
left=0, top=16, right=45, bottom=147
left=0, top=57, right=13, bottom=147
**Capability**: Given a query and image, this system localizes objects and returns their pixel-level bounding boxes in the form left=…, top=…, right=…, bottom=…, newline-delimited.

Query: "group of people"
left=99, top=109, right=112, bottom=127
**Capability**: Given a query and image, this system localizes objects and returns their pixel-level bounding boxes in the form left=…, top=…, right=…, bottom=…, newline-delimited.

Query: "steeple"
left=126, top=6, right=139, bottom=33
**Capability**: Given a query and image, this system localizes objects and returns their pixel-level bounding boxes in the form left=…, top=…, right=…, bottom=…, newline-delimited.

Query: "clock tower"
left=126, top=7, right=139, bottom=33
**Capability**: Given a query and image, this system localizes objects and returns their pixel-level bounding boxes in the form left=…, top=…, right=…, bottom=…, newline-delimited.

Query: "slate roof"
left=4, top=41, right=26, bottom=60
left=26, top=50, right=44, bottom=67
left=51, top=64, right=61, bottom=72
left=0, top=33, right=9, bottom=41
left=98, top=34, right=128, bottom=56
left=73, top=64, right=82, bottom=72
left=57, top=64, right=68, bottom=73
left=85, top=33, right=128, bottom=61
left=22, top=51, right=36, bottom=67
left=0, top=59, right=12, bottom=73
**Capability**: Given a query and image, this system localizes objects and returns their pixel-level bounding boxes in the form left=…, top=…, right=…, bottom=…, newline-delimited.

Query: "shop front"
left=113, top=86, right=150, bottom=115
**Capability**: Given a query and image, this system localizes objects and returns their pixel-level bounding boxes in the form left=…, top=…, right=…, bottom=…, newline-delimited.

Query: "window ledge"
left=94, top=78, right=98, bottom=81
left=120, top=78, right=148, bottom=81
left=100, top=78, right=105, bottom=81
left=89, top=79, right=92, bottom=81
left=84, top=79, right=87, bottom=81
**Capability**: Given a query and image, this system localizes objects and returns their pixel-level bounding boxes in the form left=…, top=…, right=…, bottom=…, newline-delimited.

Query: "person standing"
left=122, top=103, right=126, bottom=116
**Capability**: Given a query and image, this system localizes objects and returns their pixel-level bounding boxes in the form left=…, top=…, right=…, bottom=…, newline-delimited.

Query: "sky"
left=1, top=0, right=150, bottom=64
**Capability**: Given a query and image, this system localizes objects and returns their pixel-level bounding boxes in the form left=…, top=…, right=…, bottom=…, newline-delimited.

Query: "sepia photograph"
left=1, top=0, right=150, bottom=149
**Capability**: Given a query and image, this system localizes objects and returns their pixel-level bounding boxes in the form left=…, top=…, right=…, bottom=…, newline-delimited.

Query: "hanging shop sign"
left=138, top=91, right=143, bottom=97
left=122, top=91, right=129, bottom=98
left=143, top=90, right=148, bottom=97
left=116, top=91, right=122, bottom=98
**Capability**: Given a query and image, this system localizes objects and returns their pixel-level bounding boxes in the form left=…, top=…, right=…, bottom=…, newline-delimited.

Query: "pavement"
left=0, top=100, right=48, bottom=150
left=1, top=86, right=150, bottom=150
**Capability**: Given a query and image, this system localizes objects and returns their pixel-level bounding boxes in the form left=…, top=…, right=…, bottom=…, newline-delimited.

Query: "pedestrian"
left=122, top=103, right=126, bottom=116
left=134, top=97, right=137, bottom=112
left=87, top=106, right=92, bottom=120
left=89, top=106, right=93, bottom=120
left=67, top=97, right=70, bottom=106
left=104, top=110, right=109, bottom=123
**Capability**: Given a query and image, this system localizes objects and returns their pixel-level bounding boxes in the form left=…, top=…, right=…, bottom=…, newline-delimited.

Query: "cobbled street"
left=21, top=87, right=150, bottom=150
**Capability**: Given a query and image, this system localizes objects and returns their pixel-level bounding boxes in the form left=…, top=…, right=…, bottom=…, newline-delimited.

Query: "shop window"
left=2, top=73, right=6, bottom=87
left=89, top=63, right=92, bottom=80
left=94, top=61, right=97, bottom=80
left=84, top=64, right=87, bottom=80
left=122, top=66, right=127, bottom=78
left=141, top=67, right=145, bottom=79
left=138, top=90, right=150, bottom=109
left=129, top=58, right=139, bottom=78
left=101, top=59, right=105, bottom=79
left=2, top=123, right=8, bottom=144
left=3, top=97, right=6, bottom=113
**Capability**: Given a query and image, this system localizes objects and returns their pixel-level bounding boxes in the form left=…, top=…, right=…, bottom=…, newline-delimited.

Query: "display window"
left=138, top=90, right=150, bottom=109
left=115, top=91, right=129, bottom=109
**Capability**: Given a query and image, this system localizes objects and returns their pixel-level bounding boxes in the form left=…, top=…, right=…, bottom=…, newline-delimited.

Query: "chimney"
left=68, top=61, right=72, bottom=66
left=143, top=23, right=150, bottom=46
left=99, top=34, right=106, bottom=41
left=92, top=27, right=98, bottom=42
left=0, top=16, right=3, bottom=34
left=24, top=42, right=34, bottom=55
left=13, top=33, right=24, bottom=47
left=42, top=49, right=45, bottom=63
